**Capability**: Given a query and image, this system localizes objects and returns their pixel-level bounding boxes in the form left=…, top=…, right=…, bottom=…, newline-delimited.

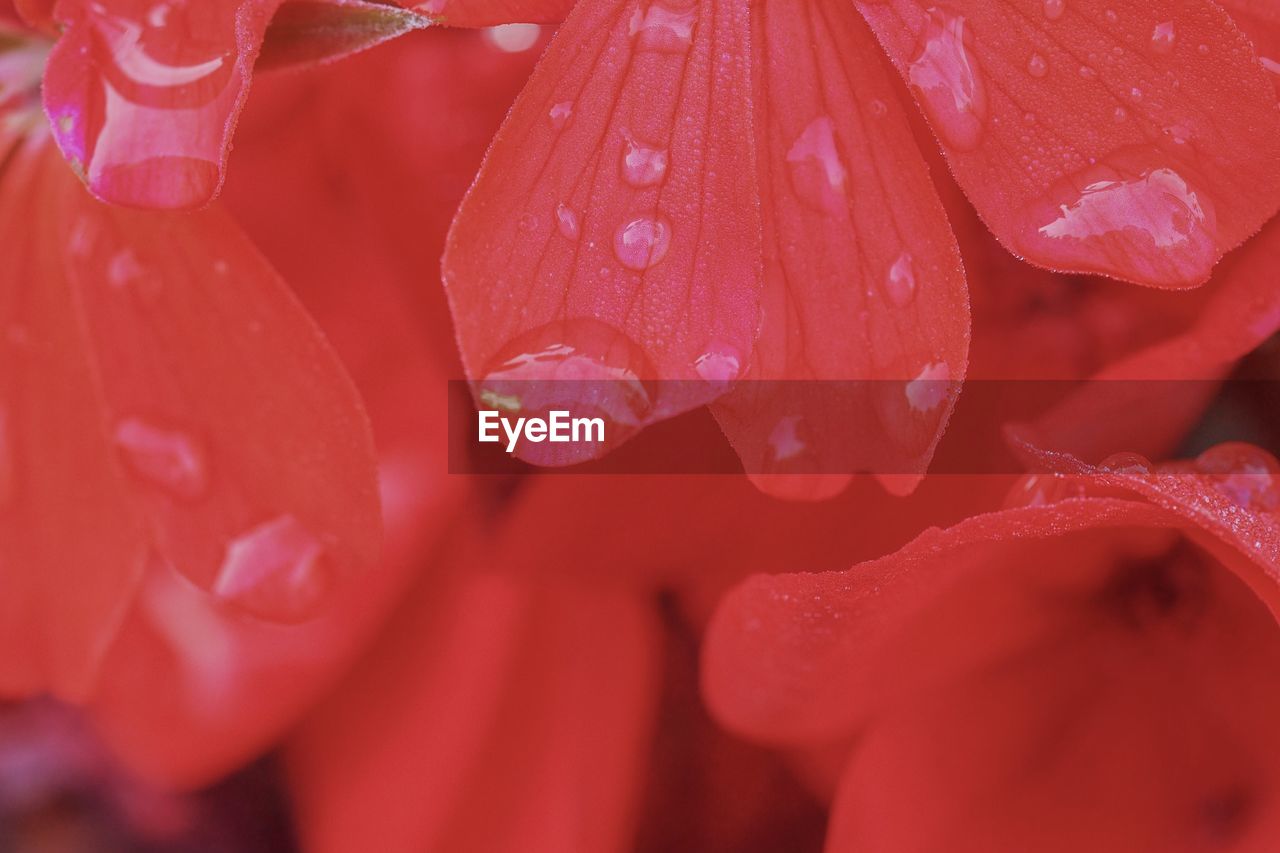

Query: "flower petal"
left=0, top=138, right=380, bottom=696
left=442, top=0, right=761, bottom=464
left=710, top=0, right=968, bottom=500
left=855, top=0, right=1280, bottom=288
left=1218, top=0, right=1280, bottom=97
left=43, top=0, right=283, bottom=210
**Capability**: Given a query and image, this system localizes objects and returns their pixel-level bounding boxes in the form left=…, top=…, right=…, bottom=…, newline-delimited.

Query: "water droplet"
left=1003, top=473, right=1086, bottom=508
left=114, top=417, right=207, bottom=500
left=1261, top=57, right=1280, bottom=78
left=1129, top=86, right=1143, bottom=102
left=693, top=345, right=742, bottom=383
left=1197, top=43, right=1209, bottom=56
left=1113, top=106, right=1128, bottom=123
left=906, top=8, right=988, bottom=151
left=904, top=362, right=951, bottom=412
left=518, top=213, right=538, bottom=232
left=484, top=23, right=541, bottom=53
left=1150, top=21, right=1175, bottom=55
left=1195, top=443, right=1280, bottom=512
left=1017, top=155, right=1218, bottom=286
left=549, top=101, right=573, bottom=130
left=613, top=215, right=672, bottom=270
left=768, top=416, right=807, bottom=463
left=1027, top=52, right=1048, bottom=77
left=213, top=515, right=334, bottom=623
left=476, top=319, right=657, bottom=465
left=785, top=116, right=848, bottom=213
left=555, top=203, right=580, bottom=240
left=629, top=1, right=697, bottom=52
left=1100, top=451, right=1152, bottom=477
left=1042, top=0, right=1064, bottom=21
left=884, top=252, right=917, bottom=307
left=620, top=132, right=669, bottom=187
left=1104, top=9, right=1118, bottom=24
left=1078, top=64, right=1097, bottom=79
left=868, top=98, right=888, bottom=118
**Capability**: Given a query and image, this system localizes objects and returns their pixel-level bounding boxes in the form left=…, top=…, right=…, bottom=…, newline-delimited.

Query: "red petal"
left=287, top=531, right=660, bottom=853
left=395, top=0, right=574, bottom=27
left=256, top=0, right=431, bottom=71
left=42, top=0, right=282, bottom=210
left=442, top=0, right=761, bottom=464
left=1218, top=0, right=1280, bottom=97
left=710, top=0, right=968, bottom=500
left=855, top=0, right=1280, bottom=288
left=0, top=139, right=380, bottom=696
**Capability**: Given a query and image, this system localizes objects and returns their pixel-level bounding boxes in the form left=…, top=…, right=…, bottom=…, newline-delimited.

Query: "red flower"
left=437, top=0, right=1280, bottom=493
left=704, top=443, right=1280, bottom=850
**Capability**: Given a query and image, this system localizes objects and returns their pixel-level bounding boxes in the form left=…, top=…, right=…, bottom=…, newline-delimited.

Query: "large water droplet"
left=1150, top=21, right=1176, bottom=55
left=114, top=417, right=207, bottom=500
left=768, top=416, right=808, bottom=464
left=475, top=319, right=657, bottom=465
left=785, top=116, right=848, bottom=213
left=213, top=515, right=334, bottom=623
left=1003, top=473, right=1086, bottom=508
left=555, top=203, right=580, bottom=240
left=484, top=23, right=541, bottom=53
left=629, top=1, right=697, bottom=52
left=1195, top=443, right=1280, bottom=512
left=1017, top=154, right=1219, bottom=286
left=548, top=101, right=573, bottom=130
left=907, top=8, right=988, bottom=151
left=620, top=132, right=669, bottom=187
left=1042, top=0, right=1065, bottom=21
left=884, top=252, right=917, bottom=307
left=1100, top=451, right=1153, bottom=477
left=1027, top=52, right=1048, bottom=78
left=613, top=215, right=672, bottom=270
left=905, top=361, right=952, bottom=412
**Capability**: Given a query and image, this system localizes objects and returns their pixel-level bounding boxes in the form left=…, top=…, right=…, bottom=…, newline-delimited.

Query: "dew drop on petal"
left=768, top=416, right=807, bottom=463
left=1042, top=0, right=1064, bottom=21
left=1027, top=53, right=1048, bottom=77
left=484, top=23, right=541, bottom=53
left=620, top=133, right=669, bottom=187
left=868, top=98, right=888, bottom=118
left=1150, top=21, right=1175, bottom=55
left=1129, top=87, right=1143, bottom=102
left=905, top=362, right=951, bottom=412
left=629, top=1, right=697, bottom=53
left=884, top=252, right=917, bottom=307
left=113, top=417, right=208, bottom=500
left=1113, top=106, right=1128, bottom=123
left=613, top=215, right=672, bottom=270
left=1100, top=451, right=1153, bottom=477
left=518, top=213, right=538, bottom=232
left=213, top=515, right=334, bottom=623
left=549, top=101, right=574, bottom=130
left=693, top=345, right=742, bottom=383
left=1078, top=64, right=1097, bottom=79
left=477, top=319, right=657, bottom=465
left=1104, top=9, right=1118, bottom=24
left=1261, top=57, right=1280, bottom=78
left=1195, top=443, right=1280, bottom=512
left=555, top=203, right=580, bottom=240
left=906, top=8, right=988, bottom=151
left=1003, top=473, right=1086, bottom=508
left=785, top=116, right=847, bottom=213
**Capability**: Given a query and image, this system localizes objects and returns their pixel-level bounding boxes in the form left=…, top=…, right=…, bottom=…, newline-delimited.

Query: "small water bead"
left=1003, top=473, right=1087, bottom=509
left=884, top=252, right=917, bottom=307
left=1078, top=65, right=1097, bottom=79
left=629, top=1, right=697, bottom=53
left=613, top=215, right=672, bottom=270
left=213, top=515, right=334, bottom=623
left=620, top=132, right=669, bottom=187
left=548, top=101, right=573, bottom=130
left=1100, top=451, right=1153, bottom=477
left=693, top=345, right=742, bottom=383
left=906, top=8, right=988, bottom=151
left=1150, top=21, right=1175, bottom=55
left=114, top=417, right=207, bottom=500
left=1104, top=9, right=1118, bottom=24
left=1197, top=44, right=1209, bottom=56
left=1261, top=57, right=1280, bottom=77
left=1195, top=443, right=1280, bottom=512
left=904, top=362, right=951, bottom=413
left=785, top=116, right=848, bottom=213
left=1027, top=53, right=1048, bottom=78
left=517, top=213, right=538, bottom=232
left=484, top=23, right=541, bottom=53
left=1042, top=0, right=1065, bottom=21
left=1129, top=87, right=1143, bottom=102
left=768, top=416, right=807, bottom=463
left=555, top=203, right=580, bottom=240
left=868, top=98, right=888, bottom=118
left=1113, top=106, right=1128, bottom=123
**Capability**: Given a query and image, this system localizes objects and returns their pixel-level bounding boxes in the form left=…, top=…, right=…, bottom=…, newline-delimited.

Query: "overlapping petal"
left=711, top=0, right=968, bottom=500
left=443, top=0, right=761, bottom=464
left=856, top=0, right=1280, bottom=288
